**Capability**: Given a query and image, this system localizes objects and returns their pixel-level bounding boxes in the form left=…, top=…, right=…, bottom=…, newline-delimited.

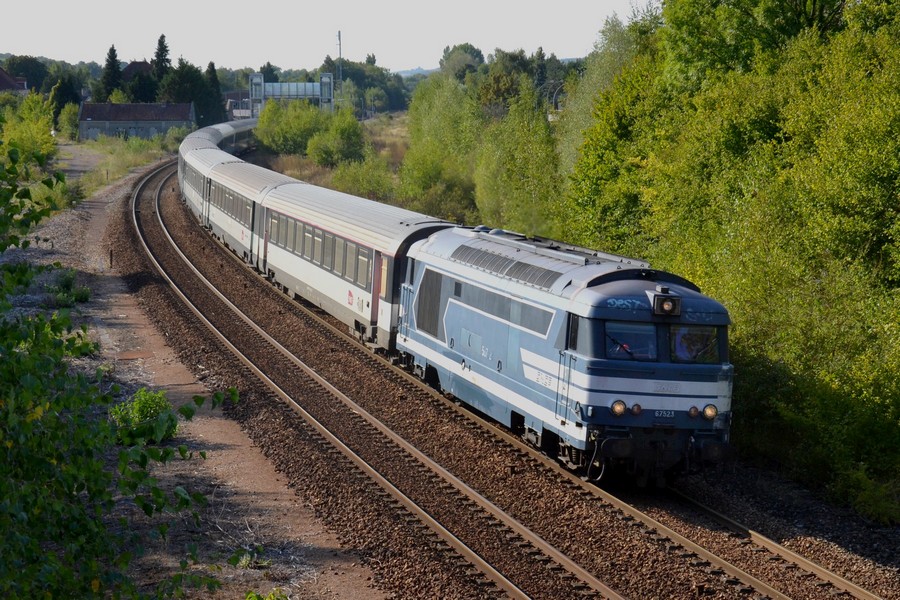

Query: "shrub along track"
left=114, top=161, right=898, bottom=599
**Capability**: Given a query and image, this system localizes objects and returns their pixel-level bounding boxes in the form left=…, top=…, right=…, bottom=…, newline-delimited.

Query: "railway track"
left=125, top=162, right=891, bottom=599
left=134, top=164, right=625, bottom=598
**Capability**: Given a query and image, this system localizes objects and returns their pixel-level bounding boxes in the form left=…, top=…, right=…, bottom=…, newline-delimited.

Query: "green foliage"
left=440, top=43, right=485, bottom=81
left=556, top=15, right=640, bottom=179
left=399, top=75, right=482, bottom=223
left=57, top=102, right=80, bottom=141
left=562, top=3, right=900, bottom=522
left=43, top=267, right=91, bottom=308
left=2, top=92, right=57, bottom=160
left=331, top=146, right=396, bottom=202
left=97, top=44, right=123, bottom=103
left=1, top=135, right=246, bottom=594
left=256, top=100, right=327, bottom=155
left=474, top=79, right=560, bottom=236
left=4, top=55, right=49, bottom=91
left=109, top=387, right=178, bottom=443
left=108, top=88, right=130, bottom=103
left=307, top=108, right=365, bottom=167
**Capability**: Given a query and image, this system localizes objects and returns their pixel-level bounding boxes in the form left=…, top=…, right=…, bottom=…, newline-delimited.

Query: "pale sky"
left=6, top=1, right=639, bottom=74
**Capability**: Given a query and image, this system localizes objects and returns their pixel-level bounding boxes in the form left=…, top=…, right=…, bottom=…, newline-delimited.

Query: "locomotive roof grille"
left=450, top=245, right=563, bottom=290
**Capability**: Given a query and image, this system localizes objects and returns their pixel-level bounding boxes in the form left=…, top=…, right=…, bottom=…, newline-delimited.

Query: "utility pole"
left=337, top=30, right=343, bottom=106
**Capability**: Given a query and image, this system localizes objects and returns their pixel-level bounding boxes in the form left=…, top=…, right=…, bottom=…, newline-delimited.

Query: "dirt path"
left=14, top=146, right=387, bottom=599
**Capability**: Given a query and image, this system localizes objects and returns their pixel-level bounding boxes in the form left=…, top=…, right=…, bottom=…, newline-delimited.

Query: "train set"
left=177, top=118, right=733, bottom=485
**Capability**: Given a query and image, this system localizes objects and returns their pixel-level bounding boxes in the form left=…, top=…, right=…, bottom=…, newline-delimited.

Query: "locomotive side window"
left=605, top=321, right=657, bottom=361
left=566, top=315, right=603, bottom=357
left=671, top=325, right=720, bottom=363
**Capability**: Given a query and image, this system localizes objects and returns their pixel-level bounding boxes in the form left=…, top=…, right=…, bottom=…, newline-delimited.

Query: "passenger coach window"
left=356, top=249, right=370, bottom=288
left=344, top=242, right=358, bottom=282
left=605, top=321, right=657, bottom=361
left=671, top=325, right=719, bottom=363
left=324, top=233, right=335, bottom=270
left=334, top=239, right=345, bottom=276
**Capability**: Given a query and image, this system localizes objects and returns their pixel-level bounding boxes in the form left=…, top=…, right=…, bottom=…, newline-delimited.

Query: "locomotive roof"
left=410, top=226, right=730, bottom=322
left=262, top=182, right=453, bottom=256
left=417, top=226, right=649, bottom=292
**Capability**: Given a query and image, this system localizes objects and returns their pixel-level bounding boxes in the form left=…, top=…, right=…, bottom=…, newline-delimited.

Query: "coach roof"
left=262, top=182, right=452, bottom=256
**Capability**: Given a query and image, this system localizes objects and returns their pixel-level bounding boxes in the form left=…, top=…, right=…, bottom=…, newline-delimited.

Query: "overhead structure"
left=248, top=72, right=334, bottom=117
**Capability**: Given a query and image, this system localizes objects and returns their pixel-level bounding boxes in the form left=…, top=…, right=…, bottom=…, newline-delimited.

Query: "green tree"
left=307, top=107, right=365, bottom=167
left=158, top=58, right=221, bottom=126
left=555, top=14, right=644, bottom=181
left=440, top=43, right=486, bottom=81
left=57, top=102, right=80, bottom=141
left=259, top=61, right=280, bottom=83
left=204, top=61, right=226, bottom=123
left=47, top=74, right=83, bottom=125
left=98, top=45, right=123, bottom=103
left=4, top=55, right=48, bottom=92
left=364, top=86, right=388, bottom=113
left=661, top=0, right=848, bottom=90
left=477, top=48, right=532, bottom=117
left=2, top=92, right=57, bottom=159
left=151, top=34, right=171, bottom=83
left=127, top=69, right=158, bottom=103
left=256, top=100, right=327, bottom=155
left=399, top=74, right=482, bottom=223
left=474, top=78, right=560, bottom=236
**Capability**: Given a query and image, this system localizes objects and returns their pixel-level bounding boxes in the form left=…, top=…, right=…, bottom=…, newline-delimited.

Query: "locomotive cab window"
left=605, top=321, right=657, bottom=361
left=671, top=325, right=720, bottom=363
left=566, top=315, right=603, bottom=358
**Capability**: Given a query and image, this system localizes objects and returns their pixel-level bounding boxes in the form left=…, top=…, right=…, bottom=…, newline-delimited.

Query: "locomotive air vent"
left=450, top=245, right=562, bottom=290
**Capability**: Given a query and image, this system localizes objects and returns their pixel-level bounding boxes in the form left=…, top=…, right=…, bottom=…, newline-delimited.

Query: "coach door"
left=203, top=177, right=212, bottom=227
left=398, top=258, right=415, bottom=339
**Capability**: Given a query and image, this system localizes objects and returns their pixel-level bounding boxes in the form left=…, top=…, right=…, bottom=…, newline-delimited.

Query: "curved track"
left=124, top=162, right=890, bottom=600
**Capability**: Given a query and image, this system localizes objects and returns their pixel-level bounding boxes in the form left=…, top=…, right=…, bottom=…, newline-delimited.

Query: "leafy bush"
left=43, top=267, right=91, bottom=307
left=110, top=387, right=178, bottom=443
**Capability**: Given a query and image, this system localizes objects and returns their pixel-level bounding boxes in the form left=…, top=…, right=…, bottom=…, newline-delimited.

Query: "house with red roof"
left=0, top=65, right=28, bottom=94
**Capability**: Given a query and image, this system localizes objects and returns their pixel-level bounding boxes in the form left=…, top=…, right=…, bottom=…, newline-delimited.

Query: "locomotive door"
left=556, top=351, right=577, bottom=424
left=555, top=313, right=580, bottom=424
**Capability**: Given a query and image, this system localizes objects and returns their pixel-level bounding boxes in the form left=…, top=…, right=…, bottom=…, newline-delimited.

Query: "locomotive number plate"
left=654, top=410, right=675, bottom=418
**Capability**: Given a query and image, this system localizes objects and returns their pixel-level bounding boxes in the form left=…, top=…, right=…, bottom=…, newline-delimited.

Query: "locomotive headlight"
left=610, top=400, right=627, bottom=416
left=688, top=406, right=700, bottom=418
left=703, top=404, right=718, bottom=420
left=630, top=403, right=642, bottom=416
left=652, top=286, right=682, bottom=316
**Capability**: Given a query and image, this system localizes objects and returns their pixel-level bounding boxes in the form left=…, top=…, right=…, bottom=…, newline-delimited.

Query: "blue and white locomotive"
left=178, top=120, right=733, bottom=483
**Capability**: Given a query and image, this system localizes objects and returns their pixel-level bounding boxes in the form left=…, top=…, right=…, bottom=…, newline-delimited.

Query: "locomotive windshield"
left=671, top=324, right=720, bottom=363
left=567, top=316, right=724, bottom=363
left=605, top=322, right=657, bottom=360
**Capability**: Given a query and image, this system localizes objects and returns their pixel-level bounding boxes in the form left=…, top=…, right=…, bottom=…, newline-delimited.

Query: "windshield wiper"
left=606, top=334, right=634, bottom=357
